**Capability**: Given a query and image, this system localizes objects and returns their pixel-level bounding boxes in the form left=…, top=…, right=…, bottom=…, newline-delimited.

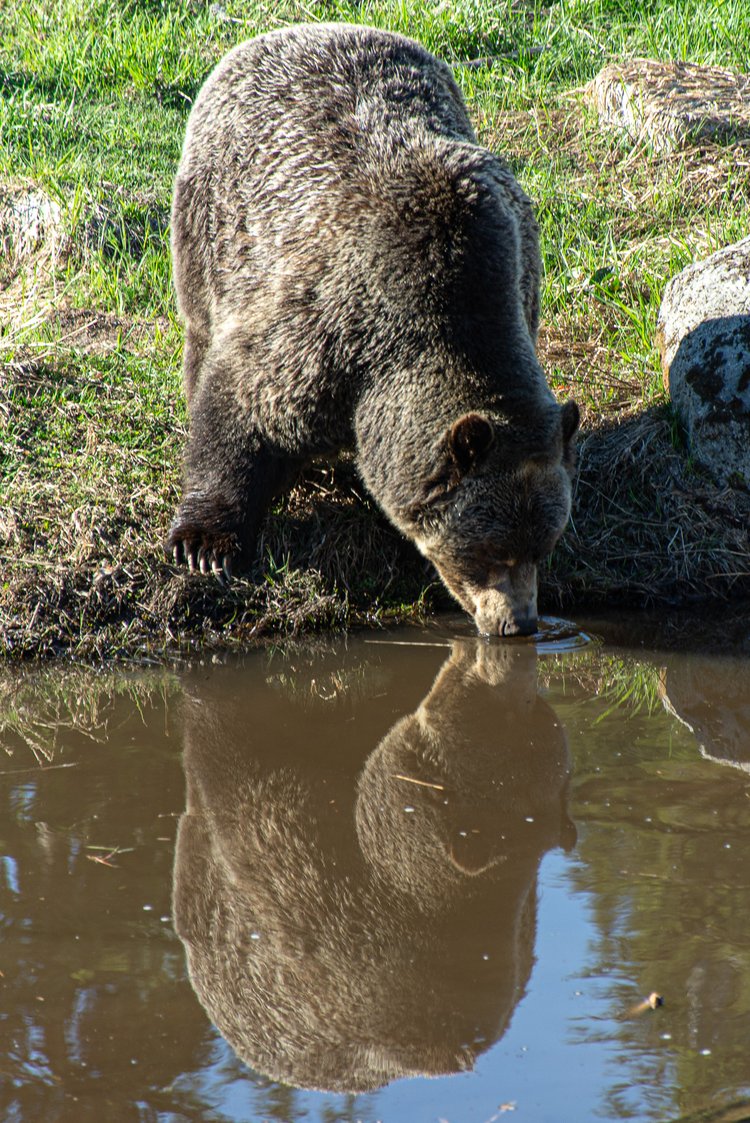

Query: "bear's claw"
left=167, top=530, right=236, bottom=583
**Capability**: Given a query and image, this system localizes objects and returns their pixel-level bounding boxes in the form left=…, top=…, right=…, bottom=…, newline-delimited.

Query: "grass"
left=0, top=659, right=178, bottom=761
left=1, top=0, right=750, bottom=659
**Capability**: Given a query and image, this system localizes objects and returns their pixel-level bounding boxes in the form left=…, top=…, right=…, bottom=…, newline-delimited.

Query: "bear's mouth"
left=431, top=559, right=539, bottom=638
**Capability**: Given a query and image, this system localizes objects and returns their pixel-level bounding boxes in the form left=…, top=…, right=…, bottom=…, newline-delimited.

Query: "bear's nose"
left=500, top=615, right=537, bottom=638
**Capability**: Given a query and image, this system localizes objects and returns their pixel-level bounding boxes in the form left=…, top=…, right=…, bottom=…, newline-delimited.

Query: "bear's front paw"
left=165, top=521, right=239, bottom=581
left=166, top=525, right=234, bottom=579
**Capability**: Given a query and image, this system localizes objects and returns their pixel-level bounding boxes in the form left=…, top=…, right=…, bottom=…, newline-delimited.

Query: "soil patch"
left=48, top=307, right=170, bottom=355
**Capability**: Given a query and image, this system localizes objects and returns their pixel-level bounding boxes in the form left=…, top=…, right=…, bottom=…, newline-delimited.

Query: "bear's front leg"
left=166, top=372, right=301, bottom=579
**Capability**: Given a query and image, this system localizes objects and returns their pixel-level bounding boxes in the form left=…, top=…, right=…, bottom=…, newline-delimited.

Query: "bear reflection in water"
left=173, top=640, right=575, bottom=1093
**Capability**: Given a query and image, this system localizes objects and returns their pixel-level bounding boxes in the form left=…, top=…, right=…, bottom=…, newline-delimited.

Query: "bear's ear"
left=406, top=414, right=494, bottom=521
left=561, top=400, right=580, bottom=445
left=449, top=413, right=494, bottom=475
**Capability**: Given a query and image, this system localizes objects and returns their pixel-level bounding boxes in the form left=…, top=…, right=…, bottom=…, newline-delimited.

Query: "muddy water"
left=2, top=616, right=750, bottom=1123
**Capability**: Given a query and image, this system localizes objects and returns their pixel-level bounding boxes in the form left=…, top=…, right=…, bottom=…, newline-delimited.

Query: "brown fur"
left=172, top=640, right=574, bottom=1092
left=167, top=23, right=579, bottom=634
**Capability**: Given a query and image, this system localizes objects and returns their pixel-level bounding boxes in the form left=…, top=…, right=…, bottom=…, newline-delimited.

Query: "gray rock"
left=586, top=59, right=750, bottom=151
left=656, top=236, right=750, bottom=487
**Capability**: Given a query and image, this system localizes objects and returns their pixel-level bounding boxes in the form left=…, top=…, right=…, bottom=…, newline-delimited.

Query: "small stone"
left=0, top=186, right=63, bottom=261
left=656, top=236, right=750, bottom=487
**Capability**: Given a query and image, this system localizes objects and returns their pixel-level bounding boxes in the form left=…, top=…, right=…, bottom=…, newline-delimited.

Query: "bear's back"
left=170, top=24, right=498, bottom=378
left=180, top=23, right=476, bottom=179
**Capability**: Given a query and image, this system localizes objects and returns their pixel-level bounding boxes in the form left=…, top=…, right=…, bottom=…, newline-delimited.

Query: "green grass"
left=1, top=0, right=749, bottom=658
left=4, top=0, right=746, bottom=401
left=3, top=0, right=747, bottom=376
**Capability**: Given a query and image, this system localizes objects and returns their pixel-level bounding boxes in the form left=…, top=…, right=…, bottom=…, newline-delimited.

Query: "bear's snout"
left=481, top=602, right=537, bottom=639
left=452, top=563, right=539, bottom=639
left=499, top=612, right=538, bottom=638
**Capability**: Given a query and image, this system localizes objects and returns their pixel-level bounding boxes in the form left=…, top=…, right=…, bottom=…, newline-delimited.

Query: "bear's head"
left=404, top=399, right=580, bottom=637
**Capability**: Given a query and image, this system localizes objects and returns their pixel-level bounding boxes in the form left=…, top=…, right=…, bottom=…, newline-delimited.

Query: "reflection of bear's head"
left=173, top=640, right=573, bottom=1093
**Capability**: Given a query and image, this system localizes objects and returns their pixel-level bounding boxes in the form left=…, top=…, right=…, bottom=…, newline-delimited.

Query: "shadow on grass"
left=547, top=403, right=750, bottom=610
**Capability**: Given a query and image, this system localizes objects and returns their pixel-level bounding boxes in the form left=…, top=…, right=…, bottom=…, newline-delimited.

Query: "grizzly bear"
left=173, top=639, right=574, bottom=1092
left=167, top=22, right=579, bottom=636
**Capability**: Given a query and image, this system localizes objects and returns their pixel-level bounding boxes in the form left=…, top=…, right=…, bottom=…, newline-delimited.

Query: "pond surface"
left=2, top=614, right=750, bottom=1123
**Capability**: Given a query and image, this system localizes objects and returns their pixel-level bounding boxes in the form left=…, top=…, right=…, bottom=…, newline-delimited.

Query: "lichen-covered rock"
left=656, top=236, right=750, bottom=487
left=586, top=59, right=750, bottom=151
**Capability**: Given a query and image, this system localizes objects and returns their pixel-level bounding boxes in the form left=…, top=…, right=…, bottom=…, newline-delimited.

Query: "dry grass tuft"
left=0, top=183, right=70, bottom=338
left=547, top=409, right=750, bottom=608
left=0, top=183, right=66, bottom=274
